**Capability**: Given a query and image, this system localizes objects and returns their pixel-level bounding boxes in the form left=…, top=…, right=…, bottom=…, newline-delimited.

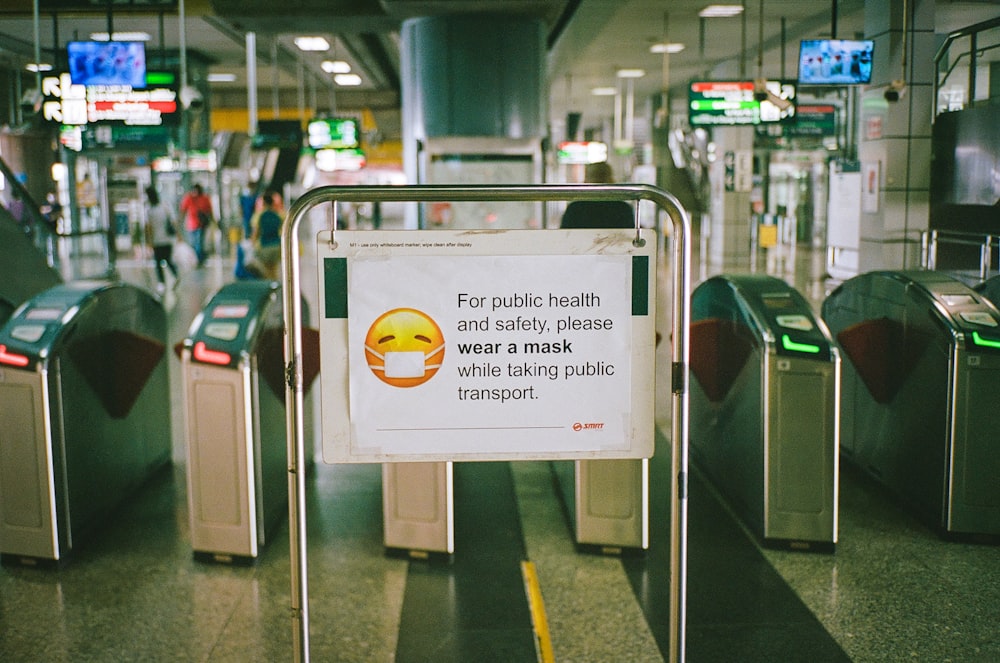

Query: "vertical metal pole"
left=246, top=32, right=258, bottom=137
left=32, top=0, right=41, bottom=91
left=271, top=39, right=280, bottom=119
left=980, top=235, right=991, bottom=281
left=968, top=33, right=977, bottom=104
left=669, top=193, right=691, bottom=663
left=928, top=230, right=938, bottom=271
left=282, top=204, right=309, bottom=662
left=297, top=58, right=306, bottom=122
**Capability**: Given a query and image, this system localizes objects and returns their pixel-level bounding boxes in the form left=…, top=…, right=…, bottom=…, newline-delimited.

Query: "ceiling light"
left=208, top=73, right=237, bottom=83
left=334, top=73, right=362, bottom=86
left=591, top=87, right=617, bottom=96
left=616, top=68, right=646, bottom=79
left=321, top=60, right=352, bottom=74
left=26, top=63, right=53, bottom=72
left=650, top=43, right=686, bottom=54
left=699, top=5, right=744, bottom=18
left=294, top=37, right=330, bottom=52
left=90, top=32, right=151, bottom=41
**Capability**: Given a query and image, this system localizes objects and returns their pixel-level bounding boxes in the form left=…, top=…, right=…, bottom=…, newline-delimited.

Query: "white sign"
left=316, top=229, right=658, bottom=463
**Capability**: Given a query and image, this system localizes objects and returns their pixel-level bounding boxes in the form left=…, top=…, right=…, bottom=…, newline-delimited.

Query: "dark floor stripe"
left=395, top=462, right=536, bottom=663
left=622, top=431, right=852, bottom=662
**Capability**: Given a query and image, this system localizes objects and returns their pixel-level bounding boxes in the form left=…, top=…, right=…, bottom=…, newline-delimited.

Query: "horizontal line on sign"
left=375, top=426, right=565, bottom=432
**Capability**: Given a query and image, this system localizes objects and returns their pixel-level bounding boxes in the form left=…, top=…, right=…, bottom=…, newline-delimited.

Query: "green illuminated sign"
left=781, top=334, right=821, bottom=354
left=972, top=331, right=1000, bottom=349
left=146, top=71, right=176, bottom=85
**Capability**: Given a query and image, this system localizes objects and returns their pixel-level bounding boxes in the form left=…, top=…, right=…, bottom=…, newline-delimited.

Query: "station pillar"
left=855, top=0, right=935, bottom=271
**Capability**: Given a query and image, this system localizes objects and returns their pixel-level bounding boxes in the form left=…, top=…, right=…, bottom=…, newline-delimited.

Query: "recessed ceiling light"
left=294, top=36, right=330, bottom=52
left=650, top=43, right=686, bottom=54
left=591, top=87, right=617, bottom=96
left=334, top=73, right=362, bottom=86
left=89, top=31, right=151, bottom=41
left=321, top=60, right=352, bottom=74
left=208, top=73, right=237, bottom=83
left=616, top=68, right=646, bottom=79
left=699, top=5, right=744, bottom=18
left=26, top=63, right=53, bottom=72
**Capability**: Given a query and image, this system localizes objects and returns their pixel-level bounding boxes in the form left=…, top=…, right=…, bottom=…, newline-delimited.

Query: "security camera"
left=180, top=86, right=204, bottom=110
left=884, top=79, right=905, bottom=103
left=753, top=79, right=769, bottom=102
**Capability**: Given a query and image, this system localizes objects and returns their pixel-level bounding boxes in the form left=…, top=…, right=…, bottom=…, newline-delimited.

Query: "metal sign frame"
left=280, top=183, right=691, bottom=663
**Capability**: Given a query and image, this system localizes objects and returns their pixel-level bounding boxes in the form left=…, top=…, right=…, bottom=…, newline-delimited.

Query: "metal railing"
left=280, top=183, right=692, bottom=663
left=921, top=229, right=998, bottom=280
left=934, top=15, right=1000, bottom=115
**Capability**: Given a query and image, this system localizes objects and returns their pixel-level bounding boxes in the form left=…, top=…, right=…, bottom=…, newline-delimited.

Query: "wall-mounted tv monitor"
left=688, top=81, right=795, bottom=127
left=798, top=39, right=873, bottom=85
left=307, top=117, right=359, bottom=150
left=68, top=41, right=147, bottom=88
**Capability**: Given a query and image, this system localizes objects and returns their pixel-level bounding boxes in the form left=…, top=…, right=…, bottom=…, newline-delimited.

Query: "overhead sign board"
left=40, top=72, right=179, bottom=127
left=317, top=228, right=657, bottom=463
left=688, top=80, right=796, bottom=126
left=557, top=141, right=608, bottom=165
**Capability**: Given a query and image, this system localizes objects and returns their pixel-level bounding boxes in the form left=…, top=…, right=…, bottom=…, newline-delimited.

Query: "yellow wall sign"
left=317, top=229, right=658, bottom=463
left=758, top=223, right=778, bottom=248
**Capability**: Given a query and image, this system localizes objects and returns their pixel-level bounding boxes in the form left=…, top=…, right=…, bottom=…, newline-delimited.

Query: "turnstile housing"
left=0, top=281, right=170, bottom=562
left=181, top=281, right=312, bottom=561
left=690, top=275, right=839, bottom=550
left=823, top=270, right=1000, bottom=537
left=552, top=458, right=649, bottom=552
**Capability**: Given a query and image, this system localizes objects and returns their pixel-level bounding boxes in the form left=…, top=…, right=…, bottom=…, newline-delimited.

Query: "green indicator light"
left=146, top=72, right=175, bottom=85
left=782, top=334, right=821, bottom=354
left=972, top=331, right=1000, bottom=349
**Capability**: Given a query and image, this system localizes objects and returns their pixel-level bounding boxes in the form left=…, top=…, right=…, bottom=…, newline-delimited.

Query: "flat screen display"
left=557, top=141, right=608, bottom=164
left=688, top=81, right=795, bottom=126
left=68, top=41, right=147, bottom=88
left=307, top=117, right=359, bottom=150
left=798, top=39, right=873, bottom=85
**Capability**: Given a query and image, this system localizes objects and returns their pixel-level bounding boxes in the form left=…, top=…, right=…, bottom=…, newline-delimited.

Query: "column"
left=856, top=0, right=934, bottom=270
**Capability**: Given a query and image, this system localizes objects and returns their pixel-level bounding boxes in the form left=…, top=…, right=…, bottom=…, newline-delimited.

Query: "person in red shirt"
left=179, top=183, right=214, bottom=267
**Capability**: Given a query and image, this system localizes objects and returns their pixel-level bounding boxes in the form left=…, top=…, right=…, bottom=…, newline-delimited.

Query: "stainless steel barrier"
left=0, top=281, right=170, bottom=563
left=823, top=270, right=1000, bottom=538
left=180, top=280, right=318, bottom=563
left=690, top=274, right=839, bottom=552
left=921, top=228, right=999, bottom=281
left=280, top=184, right=691, bottom=663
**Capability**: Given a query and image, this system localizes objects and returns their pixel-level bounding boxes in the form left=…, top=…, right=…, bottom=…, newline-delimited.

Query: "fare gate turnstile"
left=0, top=281, right=170, bottom=563
left=180, top=281, right=316, bottom=562
left=823, top=270, right=1000, bottom=538
left=552, top=458, right=648, bottom=553
left=690, top=275, right=839, bottom=550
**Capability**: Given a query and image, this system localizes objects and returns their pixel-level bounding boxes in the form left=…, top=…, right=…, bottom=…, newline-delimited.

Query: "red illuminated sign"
left=192, top=341, right=232, bottom=366
left=0, top=345, right=30, bottom=367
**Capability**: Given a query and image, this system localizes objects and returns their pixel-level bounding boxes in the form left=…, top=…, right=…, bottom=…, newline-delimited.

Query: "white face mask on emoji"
left=367, top=343, right=444, bottom=379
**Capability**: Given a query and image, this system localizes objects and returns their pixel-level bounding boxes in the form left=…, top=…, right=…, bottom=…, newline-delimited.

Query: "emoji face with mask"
left=364, top=308, right=445, bottom=387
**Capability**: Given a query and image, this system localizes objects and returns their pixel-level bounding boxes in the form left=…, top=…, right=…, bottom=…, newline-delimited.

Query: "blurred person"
left=559, top=161, right=634, bottom=229
left=144, top=186, right=179, bottom=291
left=179, top=183, right=213, bottom=267
left=249, top=190, right=282, bottom=279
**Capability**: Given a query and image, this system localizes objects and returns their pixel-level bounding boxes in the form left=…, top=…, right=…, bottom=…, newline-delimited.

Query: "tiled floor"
left=1, top=211, right=998, bottom=662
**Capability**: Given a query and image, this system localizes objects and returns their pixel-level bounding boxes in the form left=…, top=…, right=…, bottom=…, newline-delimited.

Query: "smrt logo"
left=572, top=422, right=605, bottom=431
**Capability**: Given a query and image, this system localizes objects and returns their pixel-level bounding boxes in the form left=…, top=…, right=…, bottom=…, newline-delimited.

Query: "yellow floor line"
left=521, top=560, right=555, bottom=663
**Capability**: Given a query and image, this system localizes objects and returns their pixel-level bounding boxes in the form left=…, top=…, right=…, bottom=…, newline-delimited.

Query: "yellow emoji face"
left=364, top=308, right=445, bottom=387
